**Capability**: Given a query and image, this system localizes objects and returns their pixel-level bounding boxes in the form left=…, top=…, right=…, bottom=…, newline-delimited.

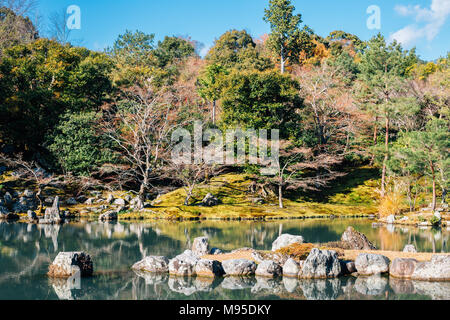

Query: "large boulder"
left=195, top=259, right=225, bottom=278
left=300, top=249, right=341, bottom=279
left=255, top=260, right=282, bottom=278
left=411, top=255, right=450, bottom=281
left=48, top=252, right=93, bottom=278
left=283, top=258, right=301, bottom=278
left=355, top=253, right=390, bottom=276
left=341, top=227, right=377, bottom=250
left=132, top=256, right=169, bottom=273
left=355, top=275, right=388, bottom=296
left=168, top=250, right=200, bottom=277
left=201, top=193, right=219, bottom=207
left=192, top=237, right=209, bottom=256
left=43, top=196, right=63, bottom=224
left=222, top=259, right=256, bottom=276
left=271, top=234, right=304, bottom=251
left=386, top=215, right=395, bottom=224
left=390, top=258, right=418, bottom=279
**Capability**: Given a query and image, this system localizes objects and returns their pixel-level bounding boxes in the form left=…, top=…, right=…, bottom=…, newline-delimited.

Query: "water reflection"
left=0, top=219, right=449, bottom=300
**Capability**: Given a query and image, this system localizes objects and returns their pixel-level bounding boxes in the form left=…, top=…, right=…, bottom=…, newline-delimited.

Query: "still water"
left=0, top=219, right=449, bottom=300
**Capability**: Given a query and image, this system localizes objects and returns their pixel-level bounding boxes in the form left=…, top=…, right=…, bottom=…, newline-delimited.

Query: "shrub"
left=429, top=215, right=441, bottom=226
left=47, top=111, right=115, bottom=176
left=276, top=243, right=315, bottom=261
left=378, top=191, right=404, bottom=217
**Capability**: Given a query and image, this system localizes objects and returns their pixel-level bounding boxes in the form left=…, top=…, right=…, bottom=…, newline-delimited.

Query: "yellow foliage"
left=378, top=192, right=403, bottom=217
left=276, top=243, right=315, bottom=261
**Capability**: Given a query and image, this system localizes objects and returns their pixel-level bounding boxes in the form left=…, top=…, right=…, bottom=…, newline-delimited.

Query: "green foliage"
left=47, top=112, right=115, bottom=176
left=206, top=30, right=272, bottom=71
left=153, top=36, right=196, bottom=68
left=220, top=70, right=302, bottom=136
left=429, top=215, right=441, bottom=226
left=0, top=38, right=113, bottom=152
left=263, top=0, right=304, bottom=72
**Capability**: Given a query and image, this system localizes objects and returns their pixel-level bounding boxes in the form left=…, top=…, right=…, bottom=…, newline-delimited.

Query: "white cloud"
left=391, top=0, right=450, bottom=47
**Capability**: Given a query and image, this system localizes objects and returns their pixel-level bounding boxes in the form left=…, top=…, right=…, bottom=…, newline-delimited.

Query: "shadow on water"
left=0, top=219, right=448, bottom=300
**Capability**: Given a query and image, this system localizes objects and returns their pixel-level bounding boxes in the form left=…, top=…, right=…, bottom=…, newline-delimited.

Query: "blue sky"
left=36, top=0, right=450, bottom=61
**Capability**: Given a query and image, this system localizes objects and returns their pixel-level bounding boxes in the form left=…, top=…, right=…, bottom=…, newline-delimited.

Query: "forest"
left=0, top=0, right=448, bottom=220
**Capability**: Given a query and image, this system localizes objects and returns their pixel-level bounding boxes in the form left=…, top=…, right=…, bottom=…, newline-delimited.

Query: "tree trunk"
left=381, top=116, right=390, bottom=198
left=431, top=162, right=437, bottom=212
left=370, top=117, right=378, bottom=165
left=280, top=47, right=285, bottom=74
left=212, top=100, right=216, bottom=124
left=278, top=184, right=284, bottom=209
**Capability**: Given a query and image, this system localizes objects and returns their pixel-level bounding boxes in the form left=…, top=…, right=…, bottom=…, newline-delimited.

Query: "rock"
left=251, top=251, right=289, bottom=265
left=195, top=259, right=225, bottom=278
left=12, top=201, right=30, bottom=213
left=221, top=277, right=256, bottom=290
left=355, top=275, right=388, bottom=296
left=201, top=193, right=219, bottom=207
left=251, top=277, right=284, bottom=294
left=340, top=260, right=356, bottom=275
left=222, top=259, right=257, bottom=276
left=45, top=196, right=55, bottom=205
left=300, top=278, right=342, bottom=300
left=22, top=189, right=34, bottom=198
left=386, top=215, right=395, bottom=224
left=341, top=226, right=377, bottom=250
left=124, top=195, right=132, bottom=203
left=0, top=208, right=19, bottom=220
left=3, top=192, right=13, bottom=206
left=210, top=248, right=223, bottom=255
left=283, top=258, right=301, bottom=278
left=411, top=255, right=450, bottom=281
left=255, top=260, right=282, bottom=278
left=27, top=210, right=37, bottom=221
left=132, top=256, right=169, bottom=273
left=98, top=211, right=118, bottom=221
left=390, top=258, right=419, bottom=279
left=48, top=252, right=93, bottom=278
left=113, top=198, right=126, bottom=206
left=403, top=244, right=417, bottom=253
left=85, top=198, right=95, bottom=205
left=168, top=250, right=200, bottom=277
left=271, top=234, right=304, bottom=251
left=44, top=196, right=63, bottom=224
left=192, top=237, right=209, bottom=256
left=300, top=249, right=341, bottom=279
left=106, top=194, right=115, bottom=204
left=355, top=253, right=390, bottom=275
left=283, top=277, right=299, bottom=293
left=65, top=198, right=77, bottom=205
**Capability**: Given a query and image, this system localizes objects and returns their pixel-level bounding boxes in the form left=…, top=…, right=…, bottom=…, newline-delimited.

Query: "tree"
left=356, top=34, right=417, bottom=197
left=197, top=64, right=228, bottom=124
left=107, top=30, right=156, bottom=86
left=206, top=29, right=272, bottom=71
left=48, top=8, right=73, bottom=44
left=263, top=0, right=303, bottom=73
left=153, top=36, right=196, bottom=68
left=220, top=70, right=302, bottom=136
left=260, top=141, right=343, bottom=208
left=0, top=39, right=113, bottom=153
left=294, top=62, right=348, bottom=146
left=397, top=118, right=449, bottom=211
left=47, top=111, right=115, bottom=176
left=101, top=87, right=187, bottom=206
left=0, top=6, right=38, bottom=55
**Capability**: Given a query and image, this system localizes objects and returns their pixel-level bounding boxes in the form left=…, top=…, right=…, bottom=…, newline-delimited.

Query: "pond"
left=0, top=219, right=449, bottom=300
